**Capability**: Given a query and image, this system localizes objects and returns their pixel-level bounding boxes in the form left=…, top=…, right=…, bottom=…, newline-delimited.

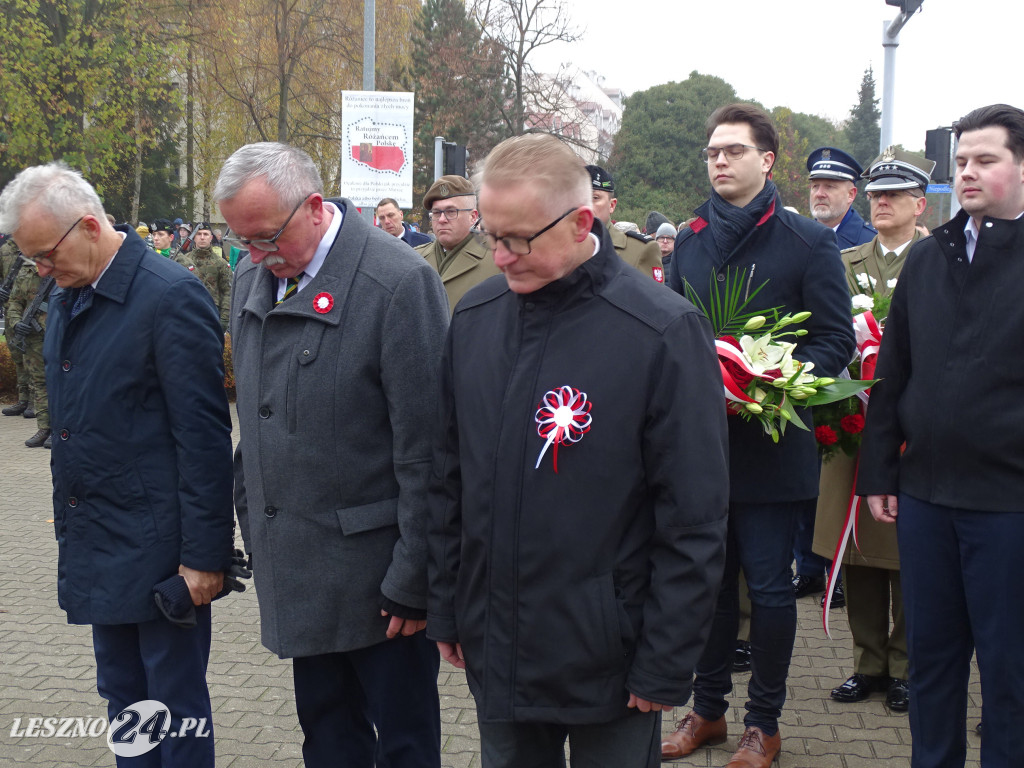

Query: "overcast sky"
left=538, top=0, right=1023, bottom=153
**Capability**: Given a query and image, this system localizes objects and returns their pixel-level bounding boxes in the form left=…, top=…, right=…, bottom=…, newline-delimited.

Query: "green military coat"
left=610, top=226, right=665, bottom=284
left=417, top=233, right=502, bottom=314
left=189, top=246, right=233, bottom=331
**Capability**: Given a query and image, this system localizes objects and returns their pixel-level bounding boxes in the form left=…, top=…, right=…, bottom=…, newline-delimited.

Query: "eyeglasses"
left=866, top=190, right=922, bottom=201
left=656, top=236, right=675, bottom=244
left=701, top=144, right=768, bottom=163
left=428, top=208, right=474, bottom=222
left=225, top=194, right=311, bottom=253
left=26, top=216, right=84, bottom=269
left=473, top=208, right=577, bottom=256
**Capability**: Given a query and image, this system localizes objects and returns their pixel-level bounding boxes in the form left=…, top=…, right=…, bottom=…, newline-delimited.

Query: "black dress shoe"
left=25, top=428, right=51, bottom=448
left=733, top=640, right=751, bottom=672
left=830, top=673, right=887, bottom=702
left=2, top=400, right=29, bottom=416
left=792, top=573, right=825, bottom=598
left=821, top=578, right=846, bottom=609
left=886, top=678, right=910, bottom=712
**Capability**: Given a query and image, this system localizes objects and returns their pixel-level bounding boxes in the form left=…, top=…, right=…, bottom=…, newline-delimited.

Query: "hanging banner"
left=340, top=91, right=414, bottom=208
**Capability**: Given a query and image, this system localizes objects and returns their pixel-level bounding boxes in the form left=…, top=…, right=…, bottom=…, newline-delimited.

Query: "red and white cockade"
left=534, top=386, right=593, bottom=473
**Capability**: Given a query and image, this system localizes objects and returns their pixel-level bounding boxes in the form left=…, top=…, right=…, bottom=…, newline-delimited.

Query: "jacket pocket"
left=287, top=322, right=326, bottom=434
left=110, top=461, right=162, bottom=546
left=335, top=497, right=398, bottom=535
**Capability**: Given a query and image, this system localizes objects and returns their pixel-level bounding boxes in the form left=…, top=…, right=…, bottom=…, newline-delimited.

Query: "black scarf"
left=708, top=179, right=777, bottom=261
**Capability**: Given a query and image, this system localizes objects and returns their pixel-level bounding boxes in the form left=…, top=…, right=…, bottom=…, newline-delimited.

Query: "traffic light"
left=443, top=142, right=468, bottom=177
left=885, top=0, right=923, bottom=12
left=926, top=128, right=953, bottom=183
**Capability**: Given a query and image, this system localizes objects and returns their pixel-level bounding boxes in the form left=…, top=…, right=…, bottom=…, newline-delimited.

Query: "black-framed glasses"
left=473, top=208, right=577, bottom=255
left=701, top=144, right=768, bottom=163
left=225, top=194, right=311, bottom=253
left=26, top=216, right=84, bottom=269
left=428, top=207, right=474, bottom=222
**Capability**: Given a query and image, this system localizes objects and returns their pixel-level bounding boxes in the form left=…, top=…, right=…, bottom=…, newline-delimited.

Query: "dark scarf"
left=708, top=179, right=777, bottom=261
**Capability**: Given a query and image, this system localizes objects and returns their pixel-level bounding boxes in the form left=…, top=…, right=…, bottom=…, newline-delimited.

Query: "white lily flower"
left=852, top=294, right=874, bottom=311
left=855, top=273, right=872, bottom=290
left=739, top=334, right=787, bottom=374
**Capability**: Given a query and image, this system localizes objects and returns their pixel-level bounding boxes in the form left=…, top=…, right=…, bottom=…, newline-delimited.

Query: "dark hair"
left=953, top=104, right=1024, bottom=163
left=375, top=197, right=400, bottom=212
left=706, top=103, right=779, bottom=170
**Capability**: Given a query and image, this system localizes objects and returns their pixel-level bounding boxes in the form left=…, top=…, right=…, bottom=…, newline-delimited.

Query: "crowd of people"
left=0, top=100, right=1021, bottom=768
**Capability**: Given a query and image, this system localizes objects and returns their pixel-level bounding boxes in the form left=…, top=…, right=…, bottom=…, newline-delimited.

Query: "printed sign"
left=341, top=91, right=415, bottom=208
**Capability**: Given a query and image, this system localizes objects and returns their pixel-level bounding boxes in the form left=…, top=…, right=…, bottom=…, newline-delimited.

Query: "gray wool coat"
left=230, top=199, right=449, bottom=659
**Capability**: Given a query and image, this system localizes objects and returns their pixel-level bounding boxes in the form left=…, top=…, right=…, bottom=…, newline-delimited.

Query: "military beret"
left=586, top=165, right=614, bottom=194
left=423, top=175, right=475, bottom=211
left=862, top=146, right=935, bottom=192
left=152, top=218, right=174, bottom=234
left=807, top=147, right=863, bottom=183
left=195, top=222, right=213, bottom=232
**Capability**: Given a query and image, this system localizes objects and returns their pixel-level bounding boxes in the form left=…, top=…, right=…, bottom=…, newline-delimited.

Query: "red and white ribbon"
left=715, top=339, right=759, bottom=405
left=534, top=386, right=593, bottom=473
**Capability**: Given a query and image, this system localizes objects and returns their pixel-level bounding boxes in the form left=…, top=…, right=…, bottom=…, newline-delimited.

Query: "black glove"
left=0, top=286, right=10, bottom=304
left=215, top=548, right=252, bottom=599
left=12, top=320, right=32, bottom=338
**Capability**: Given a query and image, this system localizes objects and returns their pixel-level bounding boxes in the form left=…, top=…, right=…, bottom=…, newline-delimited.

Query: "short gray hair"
left=213, top=142, right=323, bottom=205
left=0, top=162, right=105, bottom=234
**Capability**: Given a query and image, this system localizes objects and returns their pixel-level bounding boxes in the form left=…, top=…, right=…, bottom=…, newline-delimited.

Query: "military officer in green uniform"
left=415, top=175, right=500, bottom=313
left=1, top=236, right=33, bottom=417
left=151, top=219, right=197, bottom=272
left=813, top=147, right=935, bottom=713
left=189, top=223, right=232, bottom=331
left=586, top=165, right=666, bottom=283
left=6, top=263, right=51, bottom=447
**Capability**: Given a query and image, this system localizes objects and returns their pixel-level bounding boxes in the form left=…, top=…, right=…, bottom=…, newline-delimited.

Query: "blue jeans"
left=692, top=499, right=804, bottom=735
left=898, top=494, right=1024, bottom=768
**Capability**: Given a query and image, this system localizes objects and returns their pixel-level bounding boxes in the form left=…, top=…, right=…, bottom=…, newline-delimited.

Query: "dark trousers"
left=845, top=563, right=906, bottom=679
left=92, top=605, right=214, bottom=768
left=292, top=632, right=441, bottom=768
left=692, top=499, right=803, bottom=735
left=898, top=494, right=1024, bottom=768
left=793, top=501, right=830, bottom=577
left=478, top=709, right=660, bottom=768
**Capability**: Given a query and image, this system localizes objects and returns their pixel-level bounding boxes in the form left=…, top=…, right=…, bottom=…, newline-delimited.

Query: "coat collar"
left=240, top=197, right=368, bottom=327
left=93, top=227, right=149, bottom=305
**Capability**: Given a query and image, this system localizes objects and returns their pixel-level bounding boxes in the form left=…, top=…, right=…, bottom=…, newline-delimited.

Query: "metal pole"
left=434, top=137, right=444, bottom=181
left=880, top=19, right=900, bottom=151
left=363, top=0, right=375, bottom=91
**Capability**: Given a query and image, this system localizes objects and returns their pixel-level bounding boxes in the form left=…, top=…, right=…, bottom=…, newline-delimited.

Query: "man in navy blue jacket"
left=0, top=163, right=234, bottom=768
left=663, top=104, right=855, bottom=768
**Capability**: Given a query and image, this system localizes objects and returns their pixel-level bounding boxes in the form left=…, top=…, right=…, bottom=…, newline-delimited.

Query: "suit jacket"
left=401, top=223, right=433, bottom=248
left=231, top=199, right=449, bottom=658
left=46, top=227, right=234, bottom=625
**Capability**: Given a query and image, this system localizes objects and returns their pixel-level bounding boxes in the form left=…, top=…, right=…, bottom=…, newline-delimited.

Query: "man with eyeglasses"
left=587, top=165, right=666, bottom=283
left=427, top=133, right=728, bottom=768
left=216, top=142, right=449, bottom=768
left=663, top=103, right=854, bottom=767
left=415, top=174, right=500, bottom=313
left=0, top=162, right=235, bottom=768
left=812, top=147, right=934, bottom=720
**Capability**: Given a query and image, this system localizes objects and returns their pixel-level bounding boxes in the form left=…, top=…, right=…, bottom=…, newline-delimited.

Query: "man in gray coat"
left=216, top=142, right=450, bottom=768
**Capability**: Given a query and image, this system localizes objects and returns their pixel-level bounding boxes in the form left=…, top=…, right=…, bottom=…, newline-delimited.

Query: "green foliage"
left=609, top=72, right=739, bottom=226
left=845, top=67, right=881, bottom=221
left=770, top=107, right=811, bottom=210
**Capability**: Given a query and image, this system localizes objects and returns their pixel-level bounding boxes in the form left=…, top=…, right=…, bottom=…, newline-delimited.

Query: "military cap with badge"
left=861, top=146, right=935, bottom=192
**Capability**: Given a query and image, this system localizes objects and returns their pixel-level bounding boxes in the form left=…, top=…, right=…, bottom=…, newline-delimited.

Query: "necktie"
left=71, top=285, right=94, bottom=319
left=883, top=251, right=898, bottom=266
left=276, top=274, right=303, bottom=305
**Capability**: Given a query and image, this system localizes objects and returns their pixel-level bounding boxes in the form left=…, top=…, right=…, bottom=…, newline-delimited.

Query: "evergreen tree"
left=844, top=66, right=881, bottom=219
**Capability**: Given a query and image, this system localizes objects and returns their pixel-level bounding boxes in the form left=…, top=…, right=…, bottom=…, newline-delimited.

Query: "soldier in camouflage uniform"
left=1, top=236, right=32, bottom=416
left=6, top=263, right=50, bottom=447
left=151, top=219, right=197, bottom=272
left=189, top=224, right=232, bottom=331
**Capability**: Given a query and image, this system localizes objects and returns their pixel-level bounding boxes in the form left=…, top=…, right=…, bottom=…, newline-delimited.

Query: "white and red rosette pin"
left=534, top=385, right=593, bottom=473
left=313, top=292, right=334, bottom=314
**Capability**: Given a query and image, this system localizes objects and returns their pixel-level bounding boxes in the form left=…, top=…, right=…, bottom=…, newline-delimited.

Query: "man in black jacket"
left=427, top=133, right=729, bottom=768
left=858, top=103, right=1024, bottom=768
left=664, top=104, right=855, bottom=767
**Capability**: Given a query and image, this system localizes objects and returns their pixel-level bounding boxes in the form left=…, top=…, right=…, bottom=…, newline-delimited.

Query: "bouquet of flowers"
left=685, top=268, right=873, bottom=443
left=812, top=272, right=891, bottom=462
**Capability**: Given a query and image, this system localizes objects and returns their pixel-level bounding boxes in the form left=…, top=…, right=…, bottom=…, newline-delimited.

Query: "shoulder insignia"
left=625, top=230, right=653, bottom=243
left=652, top=266, right=665, bottom=283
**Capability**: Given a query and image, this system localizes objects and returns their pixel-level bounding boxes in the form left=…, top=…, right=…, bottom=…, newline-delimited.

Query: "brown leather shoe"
left=661, top=711, right=727, bottom=761
left=725, top=726, right=781, bottom=768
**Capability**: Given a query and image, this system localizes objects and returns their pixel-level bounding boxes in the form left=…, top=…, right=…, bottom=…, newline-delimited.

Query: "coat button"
left=717, top=273, right=725, bottom=282
left=68, top=497, right=78, bottom=508
left=985, top=221, right=993, bottom=228
left=264, top=505, right=277, bottom=518
left=62, top=360, right=71, bottom=371
left=258, top=406, right=271, bottom=419
left=524, top=302, right=535, bottom=311
left=60, top=429, right=70, bottom=440
left=303, top=349, right=310, bottom=356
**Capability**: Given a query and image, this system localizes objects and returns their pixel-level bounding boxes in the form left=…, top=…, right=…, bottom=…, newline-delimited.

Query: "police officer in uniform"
left=188, top=223, right=232, bottom=331
left=813, top=147, right=935, bottom=713
left=6, top=263, right=51, bottom=446
left=586, top=165, right=666, bottom=283
left=807, top=147, right=876, bottom=249
left=415, top=175, right=500, bottom=313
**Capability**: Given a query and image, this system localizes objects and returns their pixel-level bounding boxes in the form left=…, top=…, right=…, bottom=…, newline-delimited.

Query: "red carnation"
left=840, top=414, right=865, bottom=434
left=815, top=425, right=838, bottom=445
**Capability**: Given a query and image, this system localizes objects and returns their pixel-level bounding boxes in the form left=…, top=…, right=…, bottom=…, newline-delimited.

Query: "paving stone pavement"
left=0, top=402, right=983, bottom=767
